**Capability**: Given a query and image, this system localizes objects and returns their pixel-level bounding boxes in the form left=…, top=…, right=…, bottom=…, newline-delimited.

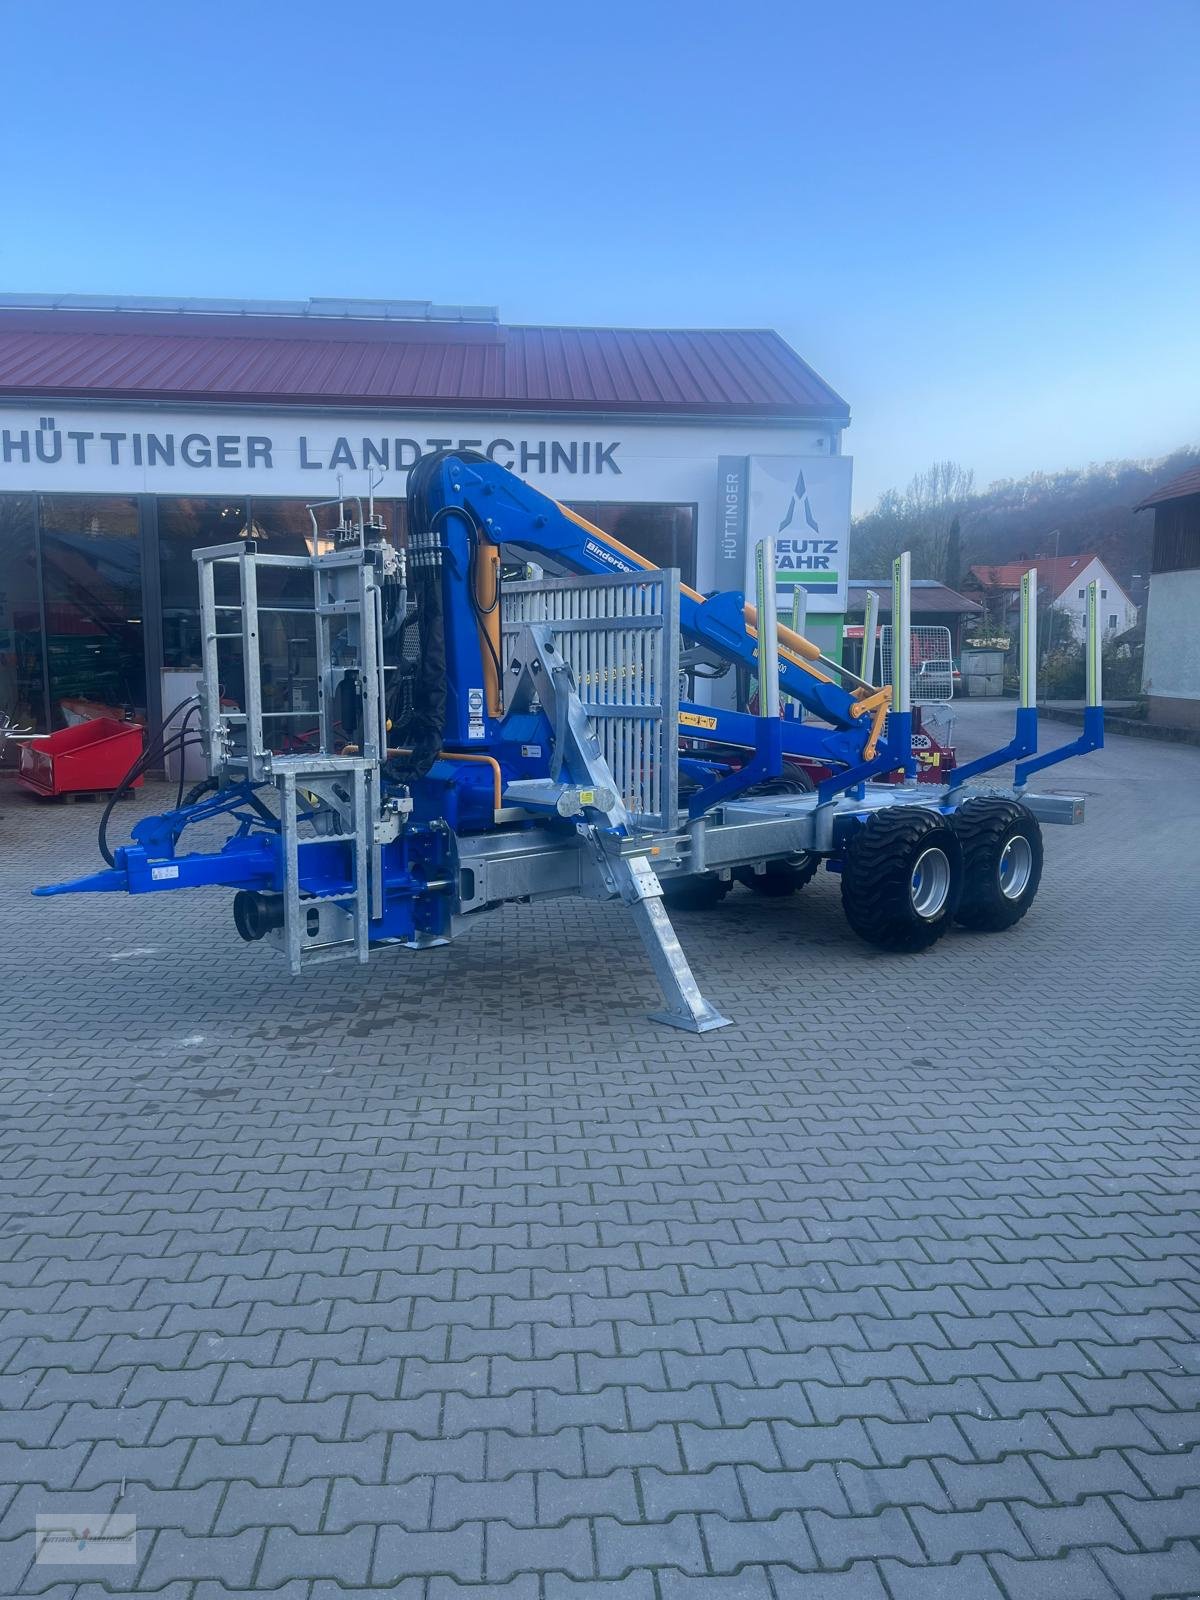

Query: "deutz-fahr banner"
left=747, top=455, right=852, bottom=613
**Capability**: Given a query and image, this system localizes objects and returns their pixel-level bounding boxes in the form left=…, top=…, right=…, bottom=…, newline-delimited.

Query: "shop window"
left=39, top=495, right=144, bottom=727
left=0, top=494, right=48, bottom=733
left=158, top=496, right=403, bottom=753
left=159, top=498, right=251, bottom=670
left=565, top=503, right=698, bottom=586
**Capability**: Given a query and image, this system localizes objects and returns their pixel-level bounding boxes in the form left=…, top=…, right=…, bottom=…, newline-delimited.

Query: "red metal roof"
left=1136, top=466, right=1200, bottom=510
left=967, top=556, right=1110, bottom=598
left=0, top=307, right=849, bottom=420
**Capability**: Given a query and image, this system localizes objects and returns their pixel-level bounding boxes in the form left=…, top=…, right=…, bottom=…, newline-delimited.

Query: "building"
left=1136, top=466, right=1200, bottom=729
left=844, top=578, right=982, bottom=673
left=965, top=555, right=1137, bottom=643
left=0, top=295, right=853, bottom=739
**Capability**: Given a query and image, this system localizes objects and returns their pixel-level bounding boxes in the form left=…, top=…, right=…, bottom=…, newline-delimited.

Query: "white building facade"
left=1047, top=556, right=1137, bottom=640
left=0, top=298, right=853, bottom=736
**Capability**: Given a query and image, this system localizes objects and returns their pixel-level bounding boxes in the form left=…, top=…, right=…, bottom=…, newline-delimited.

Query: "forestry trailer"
left=33, top=452, right=1103, bottom=1032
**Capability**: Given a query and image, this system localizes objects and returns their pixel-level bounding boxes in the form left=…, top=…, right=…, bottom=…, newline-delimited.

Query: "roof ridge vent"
left=0, top=293, right=501, bottom=325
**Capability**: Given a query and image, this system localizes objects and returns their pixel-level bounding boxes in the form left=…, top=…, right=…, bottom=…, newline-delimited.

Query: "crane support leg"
left=507, top=620, right=730, bottom=1032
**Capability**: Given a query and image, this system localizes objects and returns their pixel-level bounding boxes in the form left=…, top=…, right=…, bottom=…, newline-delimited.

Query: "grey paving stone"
left=539, top=1469, right=640, bottom=1523
left=879, top=1553, right=1007, bottom=1599
left=595, top=1513, right=705, bottom=1577
left=1124, top=1447, right=1200, bottom=1497
left=212, top=1478, right=329, bottom=1534
left=324, top=1474, right=433, bottom=1533
left=431, top=1470, right=535, bottom=1529
left=489, top=1517, right=595, bottom=1580
left=3, top=724, right=1200, bottom=1598
left=767, top=1561, right=889, bottom=1598
left=431, top=1579, right=539, bottom=1600
left=372, top=1521, right=485, bottom=1583
left=701, top=1510, right=816, bottom=1571
left=808, top=1506, right=924, bottom=1566
left=838, top=1459, right=949, bottom=1515
left=547, top=1578, right=655, bottom=1600
left=138, top=1528, right=264, bottom=1588
left=257, top=1525, right=375, bottom=1586
left=283, top=1432, right=388, bottom=1484
left=1110, top=1490, right=1200, bottom=1550
left=1031, top=1446, right=1151, bottom=1502
left=928, top=1453, right=1046, bottom=1509
left=1094, top=1541, right=1200, bottom=1600
left=987, top=1549, right=1122, bottom=1600
left=179, top=1436, right=290, bottom=1488
left=582, top=1424, right=681, bottom=1474
left=910, top=1501, right=1032, bottom=1561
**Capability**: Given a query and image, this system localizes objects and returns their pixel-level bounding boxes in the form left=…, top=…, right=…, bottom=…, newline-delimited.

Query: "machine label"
left=520, top=744, right=542, bottom=758
left=583, top=537, right=639, bottom=574
left=467, top=687, right=485, bottom=741
left=679, top=711, right=719, bottom=731
left=151, top=865, right=180, bottom=881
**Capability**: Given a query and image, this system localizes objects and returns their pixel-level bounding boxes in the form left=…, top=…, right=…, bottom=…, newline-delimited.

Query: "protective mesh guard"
left=502, top=570, right=681, bottom=830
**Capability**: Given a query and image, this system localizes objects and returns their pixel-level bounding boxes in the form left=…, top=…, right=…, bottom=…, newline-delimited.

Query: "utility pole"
left=1040, top=528, right=1061, bottom=662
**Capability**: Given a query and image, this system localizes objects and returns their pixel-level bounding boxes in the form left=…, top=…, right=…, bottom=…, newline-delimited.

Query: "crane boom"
left=404, top=451, right=892, bottom=777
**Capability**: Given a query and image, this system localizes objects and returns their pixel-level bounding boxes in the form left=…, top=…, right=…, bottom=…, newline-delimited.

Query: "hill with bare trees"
left=852, top=445, right=1200, bottom=597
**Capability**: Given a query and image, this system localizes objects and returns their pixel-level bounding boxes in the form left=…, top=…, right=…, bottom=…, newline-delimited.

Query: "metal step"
left=278, top=763, right=370, bottom=974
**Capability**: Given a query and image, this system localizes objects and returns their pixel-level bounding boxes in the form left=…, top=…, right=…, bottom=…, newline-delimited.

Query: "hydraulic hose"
left=387, top=450, right=489, bottom=785
left=97, top=698, right=199, bottom=866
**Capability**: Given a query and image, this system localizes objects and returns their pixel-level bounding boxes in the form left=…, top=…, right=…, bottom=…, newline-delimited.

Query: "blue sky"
left=2, top=0, right=1196, bottom=509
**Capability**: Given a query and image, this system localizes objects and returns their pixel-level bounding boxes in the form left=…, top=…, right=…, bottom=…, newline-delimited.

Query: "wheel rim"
left=909, top=846, right=951, bottom=919
left=998, top=834, right=1033, bottom=899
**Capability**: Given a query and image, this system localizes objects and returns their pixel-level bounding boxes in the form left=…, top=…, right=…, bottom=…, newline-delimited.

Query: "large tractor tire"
left=950, top=798, right=1043, bottom=931
left=734, top=857, right=821, bottom=897
left=660, top=874, right=732, bottom=911
left=841, top=807, right=963, bottom=952
left=734, top=761, right=819, bottom=895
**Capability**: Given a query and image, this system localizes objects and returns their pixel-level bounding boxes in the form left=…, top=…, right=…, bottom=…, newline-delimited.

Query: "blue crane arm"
left=415, top=452, right=889, bottom=752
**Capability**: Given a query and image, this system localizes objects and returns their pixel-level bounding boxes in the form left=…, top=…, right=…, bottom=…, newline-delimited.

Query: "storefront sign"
left=0, top=407, right=623, bottom=494
left=715, top=456, right=749, bottom=594
left=747, top=455, right=852, bottom=613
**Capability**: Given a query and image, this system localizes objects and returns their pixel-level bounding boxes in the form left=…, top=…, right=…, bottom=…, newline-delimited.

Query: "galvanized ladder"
left=194, top=538, right=392, bottom=973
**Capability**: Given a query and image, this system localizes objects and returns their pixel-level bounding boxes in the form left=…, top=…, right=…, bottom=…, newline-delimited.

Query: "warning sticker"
left=151, top=865, right=180, bottom=881
left=520, top=744, right=542, bottom=758
left=467, top=687, right=485, bottom=741
left=679, top=710, right=719, bottom=731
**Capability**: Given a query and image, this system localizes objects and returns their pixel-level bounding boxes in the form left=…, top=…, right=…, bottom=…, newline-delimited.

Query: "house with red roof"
left=965, top=554, right=1137, bottom=643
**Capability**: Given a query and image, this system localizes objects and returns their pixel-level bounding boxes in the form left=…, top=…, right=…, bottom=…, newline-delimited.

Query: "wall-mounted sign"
left=0, top=407, right=624, bottom=495
left=714, top=456, right=749, bottom=594
left=747, top=455, right=852, bottom=613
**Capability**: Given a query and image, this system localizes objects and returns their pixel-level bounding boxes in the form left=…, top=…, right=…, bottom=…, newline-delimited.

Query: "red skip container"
left=18, top=718, right=144, bottom=798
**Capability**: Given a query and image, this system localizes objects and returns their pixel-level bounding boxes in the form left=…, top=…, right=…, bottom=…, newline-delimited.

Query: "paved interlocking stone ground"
left=0, top=701, right=1197, bottom=1600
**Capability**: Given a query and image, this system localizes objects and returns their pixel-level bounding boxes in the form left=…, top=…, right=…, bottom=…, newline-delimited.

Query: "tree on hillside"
left=850, top=460, right=975, bottom=580
left=943, top=515, right=962, bottom=590
left=853, top=445, right=1200, bottom=592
